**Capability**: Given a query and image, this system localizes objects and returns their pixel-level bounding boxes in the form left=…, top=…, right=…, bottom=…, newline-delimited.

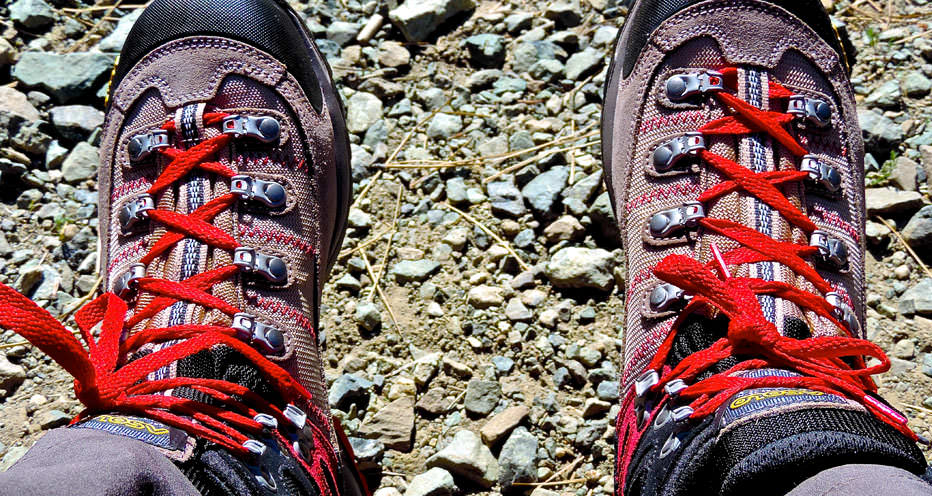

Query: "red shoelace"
left=0, top=112, right=338, bottom=487
left=617, top=66, right=916, bottom=485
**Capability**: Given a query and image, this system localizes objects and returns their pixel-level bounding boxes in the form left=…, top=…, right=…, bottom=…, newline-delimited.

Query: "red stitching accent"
left=112, top=178, right=153, bottom=202
left=238, top=225, right=317, bottom=255
left=627, top=267, right=654, bottom=294
left=252, top=295, right=316, bottom=334
left=639, top=110, right=706, bottom=133
left=625, top=180, right=703, bottom=212
left=622, top=322, right=673, bottom=384
left=810, top=205, right=860, bottom=244
left=108, top=238, right=149, bottom=271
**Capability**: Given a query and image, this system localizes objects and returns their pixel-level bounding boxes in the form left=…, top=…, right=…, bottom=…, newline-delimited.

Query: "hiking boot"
left=0, top=0, right=362, bottom=494
left=601, top=1, right=927, bottom=494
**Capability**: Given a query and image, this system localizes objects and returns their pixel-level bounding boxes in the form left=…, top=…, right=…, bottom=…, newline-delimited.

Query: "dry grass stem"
left=511, top=478, right=587, bottom=488
left=483, top=139, right=600, bottom=184
left=440, top=202, right=531, bottom=272
left=874, top=216, right=932, bottom=280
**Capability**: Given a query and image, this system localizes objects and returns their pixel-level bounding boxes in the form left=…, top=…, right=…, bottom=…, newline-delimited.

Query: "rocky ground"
left=0, top=0, right=931, bottom=495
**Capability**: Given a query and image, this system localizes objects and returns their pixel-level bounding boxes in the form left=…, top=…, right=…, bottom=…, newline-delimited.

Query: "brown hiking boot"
left=0, top=1, right=364, bottom=494
left=601, top=1, right=927, bottom=494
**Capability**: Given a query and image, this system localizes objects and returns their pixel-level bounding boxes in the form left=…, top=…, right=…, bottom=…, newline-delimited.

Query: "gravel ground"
left=0, top=0, right=931, bottom=495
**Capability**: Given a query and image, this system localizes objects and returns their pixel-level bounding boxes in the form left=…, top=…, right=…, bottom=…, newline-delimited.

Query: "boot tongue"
left=665, top=316, right=926, bottom=495
left=713, top=368, right=854, bottom=430
left=709, top=373, right=925, bottom=495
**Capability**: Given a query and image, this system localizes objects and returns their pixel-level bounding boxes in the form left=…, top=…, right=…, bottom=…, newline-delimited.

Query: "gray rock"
left=900, top=278, right=932, bottom=316
left=17, top=264, right=61, bottom=301
left=505, top=297, right=533, bottom=322
left=466, top=69, right=504, bottom=91
left=61, top=142, right=99, bottom=184
left=427, top=113, right=463, bottom=139
left=329, top=373, right=373, bottom=411
left=544, top=1, right=583, bottom=27
left=488, top=178, right=527, bottom=218
left=864, top=80, right=901, bottom=108
left=522, top=166, right=568, bottom=219
left=392, top=259, right=441, bottom=283
left=529, top=59, right=565, bottom=83
left=593, top=25, right=620, bottom=47
left=565, top=47, right=604, bottom=81
left=545, top=247, right=615, bottom=291
left=468, top=285, right=505, bottom=309
left=98, top=10, right=143, bottom=52
left=389, top=0, right=478, bottom=42
left=355, top=301, right=382, bottom=332
left=10, top=0, right=55, bottom=29
left=504, top=13, right=534, bottom=33
left=858, top=108, right=904, bottom=155
left=889, top=156, right=919, bottom=191
left=0, top=87, right=41, bottom=122
left=0, top=447, right=28, bottom=472
left=427, top=430, right=500, bottom=488
left=50, top=105, right=105, bottom=141
left=405, top=467, right=457, bottom=496
left=38, top=409, right=71, bottom=430
left=544, top=215, right=584, bottom=243
left=498, top=427, right=538, bottom=487
left=379, top=41, right=411, bottom=68
left=903, top=205, right=932, bottom=253
left=597, top=380, right=619, bottom=401
left=316, top=39, right=341, bottom=61
left=327, top=21, right=361, bottom=47
left=346, top=92, right=383, bottom=134
left=865, top=187, right=923, bottom=216
left=13, top=52, right=115, bottom=103
left=465, top=379, right=502, bottom=417
left=347, top=208, right=373, bottom=229
left=562, top=170, right=602, bottom=214
left=465, top=34, right=506, bottom=68
left=0, top=354, right=25, bottom=397
left=445, top=177, right=468, bottom=204
left=359, top=397, right=416, bottom=451
left=903, top=71, right=932, bottom=98
left=334, top=274, right=361, bottom=292
left=348, top=437, right=384, bottom=471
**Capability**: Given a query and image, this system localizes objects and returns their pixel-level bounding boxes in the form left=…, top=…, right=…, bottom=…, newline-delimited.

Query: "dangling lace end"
left=710, top=241, right=731, bottom=279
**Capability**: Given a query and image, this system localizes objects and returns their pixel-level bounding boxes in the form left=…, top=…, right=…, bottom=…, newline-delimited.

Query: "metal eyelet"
left=242, top=440, right=278, bottom=491
left=253, top=413, right=279, bottom=432
left=128, top=130, right=169, bottom=162
left=634, top=370, right=660, bottom=428
left=666, top=70, right=724, bottom=101
left=118, top=194, right=155, bottom=233
left=233, top=248, right=288, bottom=284
left=114, top=263, right=146, bottom=298
left=649, top=283, right=690, bottom=312
left=223, top=115, right=281, bottom=143
left=799, top=155, right=842, bottom=193
left=826, top=292, right=859, bottom=334
left=663, top=379, right=688, bottom=397
left=231, top=175, right=287, bottom=209
left=649, top=202, right=705, bottom=238
left=810, top=230, right=848, bottom=269
left=658, top=406, right=695, bottom=459
left=653, top=133, right=705, bottom=172
left=232, top=313, right=286, bottom=356
left=283, top=404, right=314, bottom=461
left=788, top=95, right=832, bottom=127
